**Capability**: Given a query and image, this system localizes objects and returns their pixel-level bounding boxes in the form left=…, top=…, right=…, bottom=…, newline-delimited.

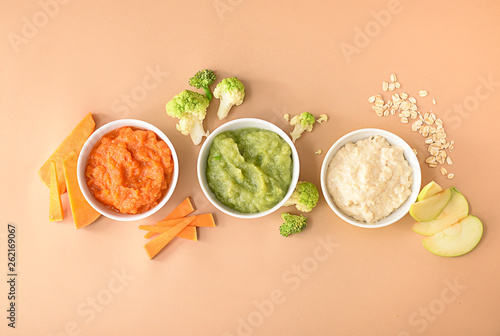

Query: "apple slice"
left=417, top=181, right=443, bottom=201
left=423, top=215, right=483, bottom=257
left=412, top=188, right=469, bottom=235
left=409, top=187, right=452, bottom=222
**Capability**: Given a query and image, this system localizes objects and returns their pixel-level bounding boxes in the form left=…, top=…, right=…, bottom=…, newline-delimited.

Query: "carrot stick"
left=144, top=231, right=157, bottom=239
left=139, top=225, right=170, bottom=232
left=177, top=226, right=197, bottom=241
left=140, top=225, right=197, bottom=241
left=49, top=161, right=64, bottom=221
left=142, top=213, right=213, bottom=238
left=144, top=213, right=213, bottom=239
left=163, top=197, right=195, bottom=220
left=158, top=213, right=215, bottom=228
left=143, top=197, right=196, bottom=239
left=143, top=216, right=195, bottom=259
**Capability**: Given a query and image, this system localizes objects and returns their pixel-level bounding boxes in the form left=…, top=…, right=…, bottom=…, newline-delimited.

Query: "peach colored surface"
left=1, top=1, right=499, bottom=335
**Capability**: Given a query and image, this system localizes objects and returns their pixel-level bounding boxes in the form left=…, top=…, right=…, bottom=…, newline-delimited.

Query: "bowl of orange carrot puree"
left=77, top=119, right=179, bottom=221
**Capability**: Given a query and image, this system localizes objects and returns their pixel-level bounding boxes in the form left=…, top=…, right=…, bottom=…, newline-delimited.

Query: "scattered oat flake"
left=425, top=156, right=436, bottom=164
left=369, top=75, right=455, bottom=177
left=413, top=148, right=418, bottom=155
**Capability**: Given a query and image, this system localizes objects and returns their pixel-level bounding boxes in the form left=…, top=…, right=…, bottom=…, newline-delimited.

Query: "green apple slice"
left=412, top=188, right=469, bottom=235
left=417, top=181, right=443, bottom=201
left=409, top=187, right=452, bottom=222
left=423, top=215, right=483, bottom=257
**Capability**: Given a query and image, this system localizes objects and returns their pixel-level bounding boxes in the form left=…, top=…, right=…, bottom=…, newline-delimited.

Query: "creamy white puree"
left=326, top=135, right=412, bottom=223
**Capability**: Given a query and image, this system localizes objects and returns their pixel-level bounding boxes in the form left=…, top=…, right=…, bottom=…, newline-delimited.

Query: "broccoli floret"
left=188, top=69, right=216, bottom=101
left=165, top=90, right=210, bottom=145
left=283, top=181, right=319, bottom=212
left=213, top=77, right=245, bottom=120
left=289, top=112, right=315, bottom=143
left=280, top=213, right=308, bottom=237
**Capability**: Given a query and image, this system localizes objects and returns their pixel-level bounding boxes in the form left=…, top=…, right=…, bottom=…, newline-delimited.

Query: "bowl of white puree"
left=320, top=128, right=421, bottom=228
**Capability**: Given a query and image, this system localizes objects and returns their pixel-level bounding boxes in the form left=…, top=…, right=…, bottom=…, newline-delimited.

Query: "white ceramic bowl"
left=320, top=128, right=421, bottom=228
left=77, top=119, right=179, bottom=221
left=197, top=118, right=300, bottom=219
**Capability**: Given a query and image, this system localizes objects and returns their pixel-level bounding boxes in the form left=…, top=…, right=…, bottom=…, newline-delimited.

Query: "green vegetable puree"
left=206, top=128, right=293, bottom=213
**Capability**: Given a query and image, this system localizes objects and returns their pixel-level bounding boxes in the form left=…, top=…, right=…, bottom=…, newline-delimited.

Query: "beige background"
left=1, top=1, right=500, bottom=335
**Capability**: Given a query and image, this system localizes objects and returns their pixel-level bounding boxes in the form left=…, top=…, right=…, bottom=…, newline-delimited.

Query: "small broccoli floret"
left=165, top=90, right=210, bottom=145
left=213, top=77, right=245, bottom=120
left=283, top=181, right=319, bottom=212
left=289, top=112, right=315, bottom=143
left=189, top=69, right=216, bottom=101
left=280, top=213, right=308, bottom=237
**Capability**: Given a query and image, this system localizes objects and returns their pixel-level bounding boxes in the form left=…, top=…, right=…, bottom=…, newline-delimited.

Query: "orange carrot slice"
left=144, top=231, right=157, bottom=239
left=158, top=213, right=215, bottom=227
left=140, top=225, right=197, bottom=241
left=144, top=217, right=195, bottom=259
left=139, top=225, right=169, bottom=232
left=143, top=213, right=214, bottom=239
left=63, top=151, right=100, bottom=229
left=177, top=226, right=197, bottom=241
left=143, top=197, right=196, bottom=239
left=49, top=161, right=64, bottom=221
left=163, top=197, right=195, bottom=220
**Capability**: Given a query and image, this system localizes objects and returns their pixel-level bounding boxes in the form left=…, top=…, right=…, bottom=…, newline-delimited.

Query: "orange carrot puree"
left=86, top=127, right=173, bottom=214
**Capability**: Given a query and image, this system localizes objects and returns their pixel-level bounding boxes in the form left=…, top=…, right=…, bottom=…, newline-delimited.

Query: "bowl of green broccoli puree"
left=198, top=118, right=300, bottom=218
